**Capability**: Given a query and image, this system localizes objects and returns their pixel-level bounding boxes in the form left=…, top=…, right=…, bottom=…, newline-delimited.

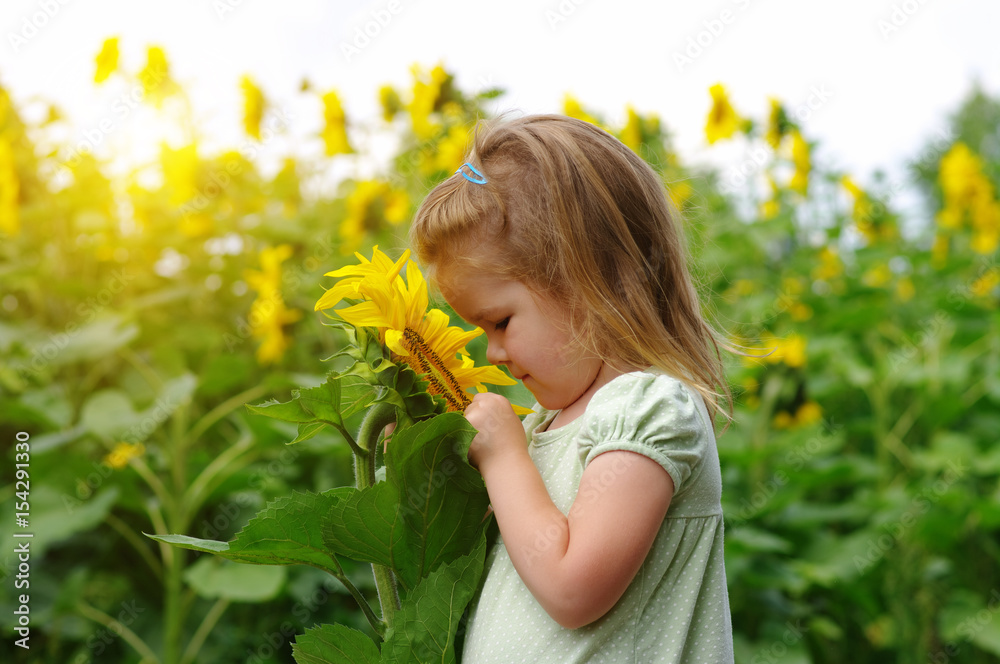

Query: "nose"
left=485, top=335, right=508, bottom=366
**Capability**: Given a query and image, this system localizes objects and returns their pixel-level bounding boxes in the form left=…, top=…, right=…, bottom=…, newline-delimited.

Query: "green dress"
left=461, top=369, right=734, bottom=663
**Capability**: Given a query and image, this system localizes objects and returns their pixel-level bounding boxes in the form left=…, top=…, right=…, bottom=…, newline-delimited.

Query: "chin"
left=534, top=394, right=570, bottom=412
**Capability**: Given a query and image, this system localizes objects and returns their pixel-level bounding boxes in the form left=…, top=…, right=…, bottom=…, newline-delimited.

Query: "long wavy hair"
left=410, top=114, right=734, bottom=430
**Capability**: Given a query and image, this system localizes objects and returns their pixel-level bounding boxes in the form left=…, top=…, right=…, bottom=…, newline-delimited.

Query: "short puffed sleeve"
left=577, top=371, right=715, bottom=498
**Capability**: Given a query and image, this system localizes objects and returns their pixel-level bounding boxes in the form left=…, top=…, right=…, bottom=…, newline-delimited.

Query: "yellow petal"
left=401, top=261, right=429, bottom=323
left=453, top=358, right=515, bottom=387
left=420, top=309, right=480, bottom=358
left=385, top=329, right=408, bottom=356
left=335, top=300, right=393, bottom=329
left=94, top=37, right=119, bottom=84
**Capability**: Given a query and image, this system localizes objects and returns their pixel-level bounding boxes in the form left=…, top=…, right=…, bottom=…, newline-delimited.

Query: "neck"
left=548, top=362, right=631, bottom=430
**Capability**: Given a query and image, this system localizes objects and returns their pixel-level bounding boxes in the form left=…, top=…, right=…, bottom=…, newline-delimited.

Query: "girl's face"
left=440, top=266, right=608, bottom=420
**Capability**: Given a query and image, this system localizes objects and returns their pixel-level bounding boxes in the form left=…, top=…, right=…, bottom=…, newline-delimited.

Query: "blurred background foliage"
left=1, top=39, right=999, bottom=664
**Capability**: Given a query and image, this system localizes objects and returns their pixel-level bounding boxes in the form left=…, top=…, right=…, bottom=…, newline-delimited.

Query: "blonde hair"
left=410, top=114, right=734, bottom=430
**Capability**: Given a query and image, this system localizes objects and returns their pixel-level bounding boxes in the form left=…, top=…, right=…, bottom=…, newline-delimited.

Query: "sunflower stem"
left=356, top=402, right=401, bottom=628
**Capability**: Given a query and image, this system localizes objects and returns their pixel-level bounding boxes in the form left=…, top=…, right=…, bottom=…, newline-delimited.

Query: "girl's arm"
left=465, top=392, right=674, bottom=629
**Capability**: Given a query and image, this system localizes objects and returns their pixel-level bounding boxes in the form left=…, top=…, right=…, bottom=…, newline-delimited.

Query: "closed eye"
left=494, top=316, right=510, bottom=331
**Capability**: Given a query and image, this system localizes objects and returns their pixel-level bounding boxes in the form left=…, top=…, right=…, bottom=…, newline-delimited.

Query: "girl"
left=410, top=115, right=735, bottom=663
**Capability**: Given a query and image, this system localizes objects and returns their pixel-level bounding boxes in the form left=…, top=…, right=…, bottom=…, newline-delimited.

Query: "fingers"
left=464, top=393, right=512, bottom=435
left=464, top=393, right=524, bottom=469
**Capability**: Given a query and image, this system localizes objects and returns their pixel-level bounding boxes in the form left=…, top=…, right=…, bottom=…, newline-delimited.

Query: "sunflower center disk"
left=399, top=327, right=472, bottom=412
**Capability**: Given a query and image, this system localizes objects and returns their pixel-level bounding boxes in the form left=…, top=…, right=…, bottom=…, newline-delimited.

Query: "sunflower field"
left=1, top=40, right=999, bottom=664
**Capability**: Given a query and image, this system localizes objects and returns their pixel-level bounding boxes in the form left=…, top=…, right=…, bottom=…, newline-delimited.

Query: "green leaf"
left=145, top=533, right=231, bottom=554
left=246, top=371, right=377, bottom=431
left=384, top=361, right=440, bottom=420
left=159, top=372, right=198, bottom=410
left=291, top=421, right=330, bottom=445
left=299, top=375, right=372, bottom=425
left=80, top=374, right=196, bottom=442
left=2, top=486, right=119, bottom=559
left=793, top=529, right=874, bottom=586
left=322, top=413, right=490, bottom=591
left=382, top=534, right=487, bottom=664
left=246, top=351, right=442, bottom=445
left=184, top=556, right=286, bottom=601
left=148, top=489, right=352, bottom=574
left=247, top=396, right=314, bottom=423
left=291, top=623, right=381, bottom=664
left=36, top=314, right=139, bottom=366
left=322, top=482, right=403, bottom=574
left=941, top=589, right=1000, bottom=657
left=726, top=526, right=793, bottom=554
left=476, top=87, right=504, bottom=100
left=81, top=389, right=141, bottom=440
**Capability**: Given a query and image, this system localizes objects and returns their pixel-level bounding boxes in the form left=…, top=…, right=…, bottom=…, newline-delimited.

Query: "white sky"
left=1, top=0, right=998, bottom=191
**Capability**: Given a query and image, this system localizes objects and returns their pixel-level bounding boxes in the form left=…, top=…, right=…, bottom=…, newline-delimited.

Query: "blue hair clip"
left=456, top=162, right=488, bottom=184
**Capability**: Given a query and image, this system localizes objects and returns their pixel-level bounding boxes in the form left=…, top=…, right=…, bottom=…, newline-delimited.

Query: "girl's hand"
left=463, top=392, right=525, bottom=469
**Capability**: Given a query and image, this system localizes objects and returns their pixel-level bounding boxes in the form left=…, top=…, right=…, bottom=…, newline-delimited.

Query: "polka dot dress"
left=461, top=370, right=735, bottom=663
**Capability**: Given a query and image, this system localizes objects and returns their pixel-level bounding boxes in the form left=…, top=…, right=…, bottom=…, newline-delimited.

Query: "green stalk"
left=105, top=512, right=163, bottom=580
left=77, top=601, right=160, bottom=664
left=326, top=559, right=385, bottom=638
left=164, top=401, right=191, bottom=664
left=356, top=403, right=401, bottom=629
left=185, top=384, right=270, bottom=449
left=750, top=373, right=783, bottom=490
left=179, top=598, right=230, bottom=664
left=182, top=432, right=255, bottom=526
left=163, top=547, right=185, bottom=664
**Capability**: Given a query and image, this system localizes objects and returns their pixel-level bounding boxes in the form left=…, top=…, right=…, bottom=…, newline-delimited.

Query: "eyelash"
left=493, top=317, right=510, bottom=331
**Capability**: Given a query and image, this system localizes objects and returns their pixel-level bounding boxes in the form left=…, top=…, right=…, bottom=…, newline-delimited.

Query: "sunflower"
left=321, top=90, right=353, bottom=156
left=94, top=37, right=119, bottom=84
left=789, top=130, right=811, bottom=195
left=705, top=83, right=743, bottom=144
left=241, top=75, right=266, bottom=140
left=316, top=247, right=516, bottom=412
left=245, top=244, right=302, bottom=364
left=764, top=98, right=788, bottom=150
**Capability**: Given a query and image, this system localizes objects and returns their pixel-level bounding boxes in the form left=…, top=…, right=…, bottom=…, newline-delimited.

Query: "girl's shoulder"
left=519, top=369, right=712, bottom=443
left=577, top=368, right=717, bottom=494
left=589, top=368, right=704, bottom=418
